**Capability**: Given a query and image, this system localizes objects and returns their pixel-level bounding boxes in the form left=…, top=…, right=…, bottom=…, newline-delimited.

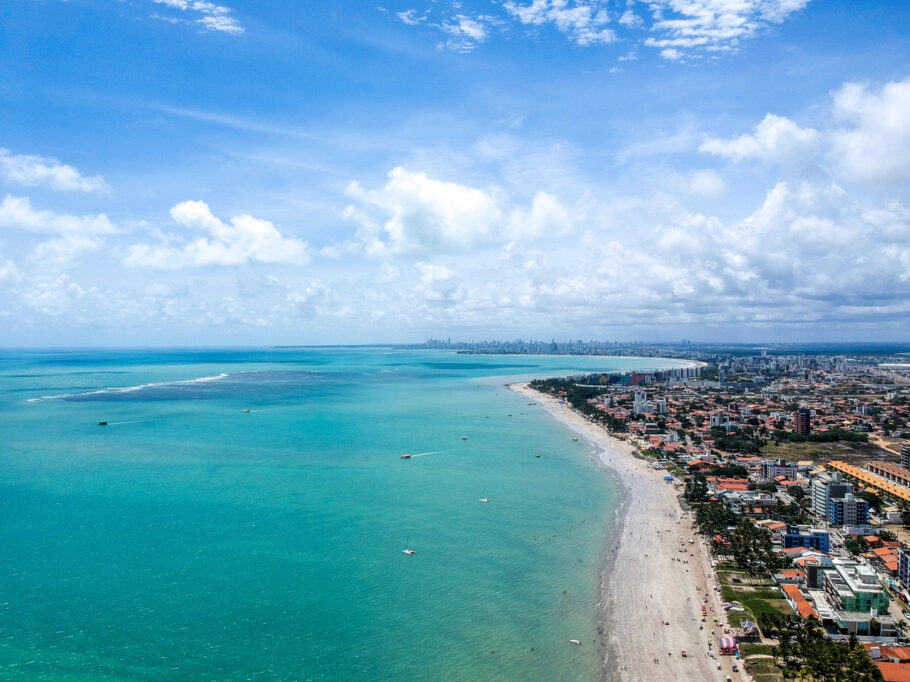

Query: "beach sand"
left=509, top=383, right=744, bottom=682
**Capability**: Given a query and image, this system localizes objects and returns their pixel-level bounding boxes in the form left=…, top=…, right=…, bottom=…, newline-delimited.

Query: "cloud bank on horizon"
left=0, top=0, right=908, bottom=344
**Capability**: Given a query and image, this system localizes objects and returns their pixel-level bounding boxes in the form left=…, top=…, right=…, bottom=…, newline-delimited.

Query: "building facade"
left=795, top=409, right=811, bottom=435
left=783, top=526, right=830, bottom=553
left=812, top=471, right=853, bottom=519
left=761, top=458, right=798, bottom=481
left=828, top=493, right=870, bottom=526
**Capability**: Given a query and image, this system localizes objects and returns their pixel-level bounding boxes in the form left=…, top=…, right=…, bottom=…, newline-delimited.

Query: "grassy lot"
left=738, top=643, right=775, bottom=657
left=716, top=570, right=794, bottom=624
left=746, top=657, right=784, bottom=682
left=760, top=439, right=895, bottom=465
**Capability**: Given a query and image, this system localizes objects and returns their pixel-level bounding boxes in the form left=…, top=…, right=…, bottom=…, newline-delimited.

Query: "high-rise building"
left=633, top=390, right=646, bottom=415
left=811, top=471, right=852, bottom=518
left=795, top=409, right=811, bottom=435
left=901, top=442, right=910, bottom=471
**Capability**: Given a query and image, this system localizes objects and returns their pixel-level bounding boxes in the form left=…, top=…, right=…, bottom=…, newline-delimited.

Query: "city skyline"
left=2, top=1, right=910, bottom=345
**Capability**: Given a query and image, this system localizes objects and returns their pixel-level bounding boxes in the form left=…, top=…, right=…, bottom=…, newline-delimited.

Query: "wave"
left=27, top=373, right=230, bottom=402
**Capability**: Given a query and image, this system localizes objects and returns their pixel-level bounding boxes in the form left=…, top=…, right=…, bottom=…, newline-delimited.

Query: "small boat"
left=97, top=421, right=108, bottom=426
left=572, top=437, right=578, bottom=441
left=242, top=409, right=250, bottom=413
left=461, top=436, right=468, bottom=440
left=479, top=498, right=489, bottom=503
left=569, top=639, right=581, bottom=645
left=535, top=454, right=541, bottom=458
left=402, top=535, right=415, bottom=555
left=400, top=454, right=412, bottom=459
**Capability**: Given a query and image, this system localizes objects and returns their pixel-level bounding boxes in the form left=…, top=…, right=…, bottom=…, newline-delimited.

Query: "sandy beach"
left=509, top=382, right=742, bottom=682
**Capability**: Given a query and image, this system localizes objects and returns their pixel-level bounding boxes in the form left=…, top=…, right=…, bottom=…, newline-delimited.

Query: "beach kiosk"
left=719, top=637, right=737, bottom=655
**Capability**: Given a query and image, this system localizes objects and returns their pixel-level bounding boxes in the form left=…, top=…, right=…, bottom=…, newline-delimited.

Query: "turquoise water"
left=0, top=348, right=685, bottom=681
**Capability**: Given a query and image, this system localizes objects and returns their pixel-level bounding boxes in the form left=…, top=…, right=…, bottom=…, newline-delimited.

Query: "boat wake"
left=408, top=450, right=450, bottom=458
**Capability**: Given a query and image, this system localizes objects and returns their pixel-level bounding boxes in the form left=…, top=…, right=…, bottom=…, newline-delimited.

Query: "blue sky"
left=1, top=0, right=909, bottom=345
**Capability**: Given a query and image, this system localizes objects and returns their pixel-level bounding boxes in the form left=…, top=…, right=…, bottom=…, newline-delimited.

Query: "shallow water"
left=0, top=348, right=686, bottom=681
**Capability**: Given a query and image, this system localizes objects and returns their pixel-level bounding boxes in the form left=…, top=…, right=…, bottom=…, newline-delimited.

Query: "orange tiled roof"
left=781, top=583, right=818, bottom=620
left=876, top=662, right=910, bottom=682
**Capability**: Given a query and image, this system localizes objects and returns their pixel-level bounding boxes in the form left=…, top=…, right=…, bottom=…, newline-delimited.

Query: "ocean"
left=0, top=348, right=687, bottom=681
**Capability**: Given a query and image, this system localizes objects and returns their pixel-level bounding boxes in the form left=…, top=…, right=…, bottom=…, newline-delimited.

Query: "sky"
left=1, top=0, right=909, bottom=346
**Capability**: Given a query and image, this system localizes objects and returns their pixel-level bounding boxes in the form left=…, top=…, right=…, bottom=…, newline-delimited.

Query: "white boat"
left=461, top=436, right=468, bottom=440
left=402, top=548, right=416, bottom=555
left=242, top=409, right=250, bottom=413
left=479, top=498, right=489, bottom=503
left=569, top=639, right=581, bottom=645
left=400, top=454, right=412, bottom=459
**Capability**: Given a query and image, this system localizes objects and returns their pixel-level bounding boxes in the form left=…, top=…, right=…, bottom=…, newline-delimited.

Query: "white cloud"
left=0, top=148, right=107, bottom=192
left=342, top=167, right=575, bottom=255
left=643, top=0, right=812, bottom=59
left=20, top=275, right=99, bottom=317
left=392, top=0, right=808, bottom=55
left=440, top=14, right=495, bottom=52
left=30, top=234, right=105, bottom=266
left=830, top=78, right=910, bottom=185
left=0, top=195, right=116, bottom=235
left=397, top=9, right=428, bottom=25
left=503, top=0, right=616, bottom=46
left=124, top=200, right=308, bottom=268
left=699, top=77, right=910, bottom=189
left=618, top=8, right=643, bottom=28
left=344, top=167, right=504, bottom=255
left=151, top=0, right=244, bottom=34
left=700, top=113, right=820, bottom=163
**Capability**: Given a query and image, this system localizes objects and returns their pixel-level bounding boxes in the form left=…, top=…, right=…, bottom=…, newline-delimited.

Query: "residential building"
left=783, top=526, right=830, bottom=553
left=824, top=561, right=893, bottom=636
left=867, top=461, right=910, bottom=488
left=901, top=442, right=910, bottom=471
left=899, top=547, right=910, bottom=594
left=828, top=493, right=870, bottom=525
left=761, top=458, right=797, bottom=481
left=811, top=471, right=852, bottom=518
left=795, top=408, right=811, bottom=435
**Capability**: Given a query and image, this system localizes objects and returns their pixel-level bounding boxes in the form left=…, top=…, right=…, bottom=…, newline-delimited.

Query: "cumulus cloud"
left=332, top=171, right=910, bottom=336
left=700, top=113, right=820, bottom=164
left=0, top=195, right=114, bottom=264
left=341, top=167, right=575, bottom=255
left=830, top=78, right=910, bottom=185
left=700, top=77, right=910, bottom=188
left=151, top=0, right=244, bottom=34
left=0, top=148, right=107, bottom=192
left=124, top=200, right=308, bottom=269
left=0, top=194, right=116, bottom=235
left=503, top=0, right=616, bottom=45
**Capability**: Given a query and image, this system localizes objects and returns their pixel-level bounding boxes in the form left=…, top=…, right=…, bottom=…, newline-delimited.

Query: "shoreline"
left=508, top=382, right=741, bottom=681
